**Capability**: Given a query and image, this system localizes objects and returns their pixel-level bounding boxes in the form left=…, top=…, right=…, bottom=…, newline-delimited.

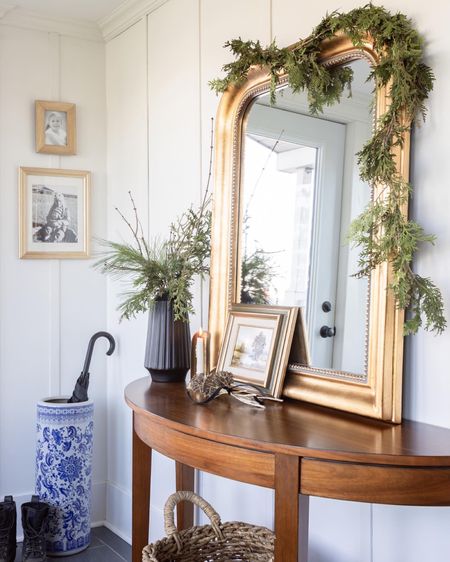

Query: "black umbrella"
left=68, top=332, right=116, bottom=403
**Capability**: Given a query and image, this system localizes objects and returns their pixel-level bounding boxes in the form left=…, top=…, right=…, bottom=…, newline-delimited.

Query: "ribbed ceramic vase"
left=35, top=398, right=94, bottom=556
left=144, top=299, right=191, bottom=382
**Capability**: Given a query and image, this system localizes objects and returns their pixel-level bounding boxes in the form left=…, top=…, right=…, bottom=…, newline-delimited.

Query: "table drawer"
left=135, top=414, right=275, bottom=488
left=301, top=459, right=450, bottom=505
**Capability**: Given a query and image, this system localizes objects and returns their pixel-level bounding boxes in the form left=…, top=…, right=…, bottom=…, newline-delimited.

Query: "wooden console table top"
left=126, top=377, right=450, bottom=561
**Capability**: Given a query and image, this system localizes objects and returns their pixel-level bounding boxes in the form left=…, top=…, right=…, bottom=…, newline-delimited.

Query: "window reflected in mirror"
left=239, top=59, right=373, bottom=376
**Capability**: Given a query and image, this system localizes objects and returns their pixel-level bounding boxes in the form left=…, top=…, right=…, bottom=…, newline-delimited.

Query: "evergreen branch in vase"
left=95, top=192, right=211, bottom=322
left=95, top=119, right=214, bottom=322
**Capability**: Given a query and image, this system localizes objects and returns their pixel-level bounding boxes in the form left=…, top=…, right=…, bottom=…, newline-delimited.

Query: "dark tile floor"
left=15, top=526, right=131, bottom=561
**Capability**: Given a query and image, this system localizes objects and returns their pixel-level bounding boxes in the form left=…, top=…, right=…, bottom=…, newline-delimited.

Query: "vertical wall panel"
left=148, top=0, right=200, bottom=239
left=271, top=1, right=450, bottom=560
left=59, top=35, right=107, bottom=488
left=103, top=0, right=450, bottom=556
left=105, top=18, right=149, bottom=538
left=0, top=24, right=107, bottom=524
left=146, top=0, right=201, bottom=540
left=271, top=6, right=372, bottom=559
left=308, top=498, right=371, bottom=562
left=0, top=25, right=55, bottom=497
left=371, top=2, right=450, bottom=559
left=198, top=0, right=274, bottom=530
left=272, top=0, right=359, bottom=45
left=200, top=0, right=271, bottom=176
left=373, top=505, right=450, bottom=562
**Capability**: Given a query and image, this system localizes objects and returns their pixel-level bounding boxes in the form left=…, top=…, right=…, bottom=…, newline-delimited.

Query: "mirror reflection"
left=239, top=59, right=373, bottom=375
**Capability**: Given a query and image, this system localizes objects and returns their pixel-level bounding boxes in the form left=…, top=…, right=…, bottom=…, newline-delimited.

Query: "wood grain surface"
left=175, top=462, right=195, bottom=530
left=275, top=454, right=301, bottom=560
left=126, top=378, right=450, bottom=467
left=134, top=413, right=275, bottom=487
left=127, top=378, right=450, bottom=562
left=132, top=413, right=151, bottom=562
left=301, top=459, right=450, bottom=505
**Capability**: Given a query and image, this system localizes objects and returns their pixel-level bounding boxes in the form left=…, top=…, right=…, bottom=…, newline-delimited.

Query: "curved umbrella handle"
left=82, top=331, right=116, bottom=376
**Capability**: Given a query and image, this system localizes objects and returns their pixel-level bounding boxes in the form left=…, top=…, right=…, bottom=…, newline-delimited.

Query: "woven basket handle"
left=164, top=491, right=224, bottom=552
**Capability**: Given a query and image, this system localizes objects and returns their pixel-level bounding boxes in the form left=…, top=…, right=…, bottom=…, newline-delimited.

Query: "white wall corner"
left=0, top=6, right=103, bottom=41
left=99, top=0, right=169, bottom=42
left=106, top=480, right=132, bottom=543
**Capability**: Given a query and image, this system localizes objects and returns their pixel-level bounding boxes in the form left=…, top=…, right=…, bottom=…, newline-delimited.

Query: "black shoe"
left=0, top=496, right=16, bottom=562
left=21, top=496, right=49, bottom=562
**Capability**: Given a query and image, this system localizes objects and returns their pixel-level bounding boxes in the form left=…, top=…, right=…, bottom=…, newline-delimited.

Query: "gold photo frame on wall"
left=35, top=100, right=76, bottom=155
left=19, top=167, right=90, bottom=259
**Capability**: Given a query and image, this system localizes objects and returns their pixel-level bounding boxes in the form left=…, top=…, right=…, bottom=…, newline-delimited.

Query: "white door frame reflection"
left=239, top=60, right=372, bottom=375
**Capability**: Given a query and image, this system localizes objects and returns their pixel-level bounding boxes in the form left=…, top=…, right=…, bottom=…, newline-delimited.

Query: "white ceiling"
left=5, top=0, right=126, bottom=23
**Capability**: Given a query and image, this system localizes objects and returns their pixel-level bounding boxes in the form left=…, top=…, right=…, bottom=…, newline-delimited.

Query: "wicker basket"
left=143, top=491, right=274, bottom=562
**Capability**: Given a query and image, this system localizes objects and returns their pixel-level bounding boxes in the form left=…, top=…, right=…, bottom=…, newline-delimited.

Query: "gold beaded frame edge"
left=209, top=34, right=408, bottom=423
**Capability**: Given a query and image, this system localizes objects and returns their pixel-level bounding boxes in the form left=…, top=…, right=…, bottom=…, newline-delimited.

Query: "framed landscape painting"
left=19, top=167, right=90, bottom=259
left=217, top=304, right=298, bottom=397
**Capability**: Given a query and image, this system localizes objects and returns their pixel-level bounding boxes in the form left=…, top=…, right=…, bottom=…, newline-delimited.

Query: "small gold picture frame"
left=217, top=304, right=298, bottom=397
left=35, top=100, right=76, bottom=155
left=288, top=307, right=311, bottom=367
left=19, top=167, right=90, bottom=259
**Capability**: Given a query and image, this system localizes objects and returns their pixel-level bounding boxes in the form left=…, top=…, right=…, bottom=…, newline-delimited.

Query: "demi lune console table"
left=125, top=378, right=450, bottom=562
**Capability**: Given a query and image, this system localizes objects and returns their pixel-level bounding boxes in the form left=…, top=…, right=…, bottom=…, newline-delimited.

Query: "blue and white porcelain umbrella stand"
left=36, top=398, right=94, bottom=556
left=34, top=331, right=115, bottom=556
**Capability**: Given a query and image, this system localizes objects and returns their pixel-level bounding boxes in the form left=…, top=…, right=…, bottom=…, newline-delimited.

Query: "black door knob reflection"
left=320, top=325, right=336, bottom=338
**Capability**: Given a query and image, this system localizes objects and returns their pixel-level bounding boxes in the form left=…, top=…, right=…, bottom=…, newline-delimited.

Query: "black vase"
left=144, top=299, right=191, bottom=382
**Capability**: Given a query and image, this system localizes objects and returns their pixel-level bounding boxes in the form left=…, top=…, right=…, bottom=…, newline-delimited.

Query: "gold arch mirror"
left=209, top=34, right=409, bottom=423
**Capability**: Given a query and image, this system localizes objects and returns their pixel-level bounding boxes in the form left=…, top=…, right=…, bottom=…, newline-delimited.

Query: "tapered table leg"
left=274, top=454, right=309, bottom=561
left=132, top=413, right=152, bottom=562
left=175, top=462, right=195, bottom=530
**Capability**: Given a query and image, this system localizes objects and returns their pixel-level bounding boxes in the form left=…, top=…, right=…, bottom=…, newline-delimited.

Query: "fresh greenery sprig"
left=96, top=190, right=211, bottom=321
left=96, top=120, right=214, bottom=322
left=210, top=4, right=445, bottom=334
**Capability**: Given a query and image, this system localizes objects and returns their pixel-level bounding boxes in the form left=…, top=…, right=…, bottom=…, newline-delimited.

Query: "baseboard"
left=90, top=518, right=129, bottom=543
left=105, top=480, right=132, bottom=543
left=91, top=481, right=107, bottom=523
left=105, top=480, right=166, bottom=544
left=103, top=520, right=132, bottom=544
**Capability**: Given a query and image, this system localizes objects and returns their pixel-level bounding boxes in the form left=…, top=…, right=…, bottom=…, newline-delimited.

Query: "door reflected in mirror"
left=239, top=59, right=373, bottom=376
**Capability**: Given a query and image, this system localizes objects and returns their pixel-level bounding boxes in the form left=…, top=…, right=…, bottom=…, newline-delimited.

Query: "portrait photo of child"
left=19, top=167, right=90, bottom=259
left=44, top=111, right=67, bottom=147
left=35, top=100, right=76, bottom=155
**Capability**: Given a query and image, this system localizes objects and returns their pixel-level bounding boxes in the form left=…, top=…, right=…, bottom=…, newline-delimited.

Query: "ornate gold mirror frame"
left=209, top=34, right=409, bottom=423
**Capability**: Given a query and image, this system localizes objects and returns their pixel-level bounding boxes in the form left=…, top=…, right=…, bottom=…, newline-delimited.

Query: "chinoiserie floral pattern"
left=36, top=402, right=94, bottom=555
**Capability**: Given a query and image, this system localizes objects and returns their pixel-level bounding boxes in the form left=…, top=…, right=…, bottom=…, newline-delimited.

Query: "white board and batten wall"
left=0, top=19, right=108, bottom=529
left=0, top=0, right=449, bottom=559
left=105, top=0, right=450, bottom=560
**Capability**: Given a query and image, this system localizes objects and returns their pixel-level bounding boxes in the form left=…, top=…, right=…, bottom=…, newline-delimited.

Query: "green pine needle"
left=95, top=193, right=211, bottom=322
left=210, top=4, right=445, bottom=335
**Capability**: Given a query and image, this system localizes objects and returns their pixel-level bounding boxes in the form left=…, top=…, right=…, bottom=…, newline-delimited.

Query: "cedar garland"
left=210, top=4, right=444, bottom=335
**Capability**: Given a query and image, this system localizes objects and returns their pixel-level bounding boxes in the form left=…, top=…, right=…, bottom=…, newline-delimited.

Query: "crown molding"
left=0, top=4, right=103, bottom=42
left=99, top=0, right=169, bottom=42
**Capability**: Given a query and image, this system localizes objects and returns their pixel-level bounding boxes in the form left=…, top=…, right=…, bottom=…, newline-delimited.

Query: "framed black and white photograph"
left=217, top=304, right=298, bottom=397
left=19, top=167, right=90, bottom=259
left=35, top=100, right=76, bottom=155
